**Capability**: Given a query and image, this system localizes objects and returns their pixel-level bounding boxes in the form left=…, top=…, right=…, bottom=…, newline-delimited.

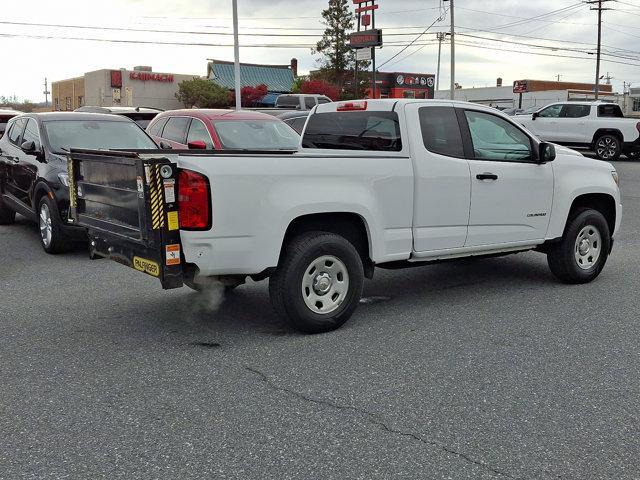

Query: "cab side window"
left=537, top=104, right=563, bottom=118
left=464, top=110, right=532, bottom=162
left=561, top=105, right=591, bottom=118
left=304, top=97, right=316, bottom=109
left=418, top=106, right=464, bottom=158
left=7, top=118, right=26, bottom=145
left=22, top=119, right=41, bottom=149
left=186, top=119, right=214, bottom=149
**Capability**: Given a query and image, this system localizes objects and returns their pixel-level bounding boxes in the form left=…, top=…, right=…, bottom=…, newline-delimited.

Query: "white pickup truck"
left=67, top=99, right=622, bottom=333
left=515, top=101, right=640, bottom=160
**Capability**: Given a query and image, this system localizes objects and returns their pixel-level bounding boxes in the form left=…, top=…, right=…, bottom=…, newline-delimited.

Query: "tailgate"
left=67, top=149, right=183, bottom=289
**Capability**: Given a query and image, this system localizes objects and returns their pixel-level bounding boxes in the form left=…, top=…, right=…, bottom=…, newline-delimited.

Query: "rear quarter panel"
left=168, top=153, right=414, bottom=276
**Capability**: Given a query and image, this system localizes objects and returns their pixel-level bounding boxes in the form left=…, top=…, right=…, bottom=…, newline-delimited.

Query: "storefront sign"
left=513, top=80, right=528, bottom=93
left=356, top=48, right=372, bottom=61
left=349, top=29, right=383, bottom=49
left=393, top=73, right=434, bottom=89
left=129, top=72, right=174, bottom=83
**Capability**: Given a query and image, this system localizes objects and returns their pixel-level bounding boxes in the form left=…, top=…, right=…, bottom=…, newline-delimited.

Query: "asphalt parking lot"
left=1, top=158, right=639, bottom=480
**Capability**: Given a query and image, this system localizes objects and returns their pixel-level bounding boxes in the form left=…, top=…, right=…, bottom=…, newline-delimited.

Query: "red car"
left=146, top=109, right=300, bottom=150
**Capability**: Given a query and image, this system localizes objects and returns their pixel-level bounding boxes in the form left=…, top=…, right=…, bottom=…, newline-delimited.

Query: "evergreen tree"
left=314, top=0, right=368, bottom=88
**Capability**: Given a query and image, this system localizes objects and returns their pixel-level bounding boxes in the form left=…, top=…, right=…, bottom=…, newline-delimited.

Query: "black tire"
left=0, top=197, right=16, bottom=225
left=594, top=134, right=621, bottom=161
left=547, top=208, right=610, bottom=284
left=37, top=195, right=72, bottom=254
left=269, top=231, right=364, bottom=334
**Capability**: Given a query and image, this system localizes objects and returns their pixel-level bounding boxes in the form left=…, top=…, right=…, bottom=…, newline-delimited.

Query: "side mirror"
left=159, top=141, right=173, bottom=150
left=532, top=112, right=539, bottom=120
left=187, top=140, right=207, bottom=150
left=539, top=142, right=556, bottom=163
left=21, top=140, right=36, bottom=153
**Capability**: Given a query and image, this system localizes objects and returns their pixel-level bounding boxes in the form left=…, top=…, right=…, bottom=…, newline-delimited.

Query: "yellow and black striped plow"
left=149, top=164, right=166, bottom=230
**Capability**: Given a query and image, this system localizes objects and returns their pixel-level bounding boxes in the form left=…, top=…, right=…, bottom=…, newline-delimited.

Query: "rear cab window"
left=302, top=110, right=402, bottom=152
left=276, top=95, right=302, bottom=109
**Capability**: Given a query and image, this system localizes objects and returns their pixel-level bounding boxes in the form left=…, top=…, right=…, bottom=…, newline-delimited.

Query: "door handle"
left=476, top=173, right=498, bottom=180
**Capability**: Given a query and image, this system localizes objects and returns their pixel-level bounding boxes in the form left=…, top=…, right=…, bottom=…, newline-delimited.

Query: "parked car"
left=275, top=94, right=333, bottom=110
left=516, top=101, right=640, bottom=160
left=277, top=110, right=310, bottom=134
left=68, top=99, right=621, bottom=333
left=0, top=112, right=158, bottom=253
left=0, top=109, right=22, bottom=137
left=146, top=109, right=300, bottom=150
left=75, top=106, right=162, bottom=129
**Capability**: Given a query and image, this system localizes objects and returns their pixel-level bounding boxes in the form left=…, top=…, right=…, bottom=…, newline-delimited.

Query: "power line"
left=377, top=9, right=448, bottom=69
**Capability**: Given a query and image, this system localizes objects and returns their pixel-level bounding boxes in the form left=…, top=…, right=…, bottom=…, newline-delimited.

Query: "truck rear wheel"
left=547, top=208, right=610, bottom=284
left=0, top=197, right=16, bottom=225
left=594, top=134, right=621, bottom=161
left=269, top=232, right=364, bottom=333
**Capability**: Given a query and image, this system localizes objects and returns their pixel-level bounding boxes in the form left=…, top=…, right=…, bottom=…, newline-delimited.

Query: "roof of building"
left=207, top=60, right=294, bottom=93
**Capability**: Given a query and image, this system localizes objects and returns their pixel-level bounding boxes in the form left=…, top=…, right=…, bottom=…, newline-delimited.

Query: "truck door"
left=557, top=104, right=590, bottom=144
left=528, top=103, right=563, bottom=142
left=405, top=103, right=471, bottom=251
left=460, top=108, right=553, bottom=247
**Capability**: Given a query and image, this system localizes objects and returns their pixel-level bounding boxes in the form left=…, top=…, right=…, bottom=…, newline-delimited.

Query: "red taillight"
left=337, top=100, right=368, bottom=111
left=178, top=169, right=211, bottom=230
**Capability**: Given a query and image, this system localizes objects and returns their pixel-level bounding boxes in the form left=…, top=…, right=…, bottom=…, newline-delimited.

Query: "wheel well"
left=32, top=182, right=50, bottom=210
left=281, top=212, right=374, bottom=278
left=592, top=129, right=623, bottom=145
left=569, top=193, right=616, bottom=235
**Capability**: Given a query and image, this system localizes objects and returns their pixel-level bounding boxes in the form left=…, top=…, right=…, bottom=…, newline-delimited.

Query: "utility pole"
left=436, top=32, right=447, bottom=91
left=43, top=77, right=50, bottom=107
left=232, top=0, right=242, bottom=110
left=449, top=0, right=455, bottom=100
left=587, top=0, right=612, bottom=100
left=556, top=74, right=562, bottom=82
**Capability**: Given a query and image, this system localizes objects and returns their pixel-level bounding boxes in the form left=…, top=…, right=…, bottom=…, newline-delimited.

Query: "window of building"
left=186, top=119, right=214, bottom=149
left=65, top=97, right=72, bottom=111
left=302, top=111, right=402, bottom=151
left=403, top=90, right=416, bottom=99
left=162, top=117, right=191, bottom=144
left=78, top=96, right=84, bottom=107
left=419, top=107, right=464, bottom=158
left=634, top=97, right=640, bottom=112
left=54, top=98, right=60, bottom=110
left=464, top=110, right=532, bottom=162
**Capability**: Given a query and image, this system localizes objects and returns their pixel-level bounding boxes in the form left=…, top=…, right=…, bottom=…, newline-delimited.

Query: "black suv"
left=0, top=112, right=158, bottom=253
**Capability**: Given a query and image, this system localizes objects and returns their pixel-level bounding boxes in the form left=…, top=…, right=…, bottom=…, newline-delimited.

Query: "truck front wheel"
left=547, top=208, right=611, bottom=284
left=269, top=232, right=364, bottom=333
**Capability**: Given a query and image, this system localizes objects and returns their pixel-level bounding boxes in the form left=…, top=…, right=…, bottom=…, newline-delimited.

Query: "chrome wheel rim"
left=596, top=137, right=617, bottom=159
left=39, top=203, right=52, bottom=248
left=574, top=225, right=602, bottom=270
left=301, top=255, right=349, bottom=315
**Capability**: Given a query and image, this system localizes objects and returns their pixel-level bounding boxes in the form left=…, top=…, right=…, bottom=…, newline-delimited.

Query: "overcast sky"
left=1, top=0, right=639, bottom=101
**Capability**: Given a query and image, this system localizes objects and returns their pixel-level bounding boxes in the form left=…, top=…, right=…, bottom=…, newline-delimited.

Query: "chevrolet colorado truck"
left=515, top=101, right=640, bottom=160
left=66, top=99, right=622, bottom=333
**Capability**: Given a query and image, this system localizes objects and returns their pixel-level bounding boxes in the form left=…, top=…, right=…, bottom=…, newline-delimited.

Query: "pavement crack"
left=244, top=366, right=515, bottom=478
